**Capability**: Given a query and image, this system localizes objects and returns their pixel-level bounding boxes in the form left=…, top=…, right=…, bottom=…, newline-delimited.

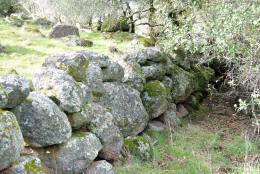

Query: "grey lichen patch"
left=0, top=110, right=24, bottom=170
left=170, top=64, right=195, bottom=103
left=141, top=80, right=168, bottom=119
left=12, top=92, right=72, bottom=147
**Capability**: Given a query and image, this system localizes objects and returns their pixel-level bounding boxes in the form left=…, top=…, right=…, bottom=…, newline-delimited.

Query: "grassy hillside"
left=0, top=18, right=259, bottom=174
left=0, top=18, right=133, bottom=79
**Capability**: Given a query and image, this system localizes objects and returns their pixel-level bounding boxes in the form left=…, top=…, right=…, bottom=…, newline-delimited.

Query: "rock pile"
left=0, top=46, right=214, bottom=173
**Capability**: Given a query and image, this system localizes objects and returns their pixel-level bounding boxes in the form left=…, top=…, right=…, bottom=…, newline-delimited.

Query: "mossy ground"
left=0, top=18, right=133, bottom=79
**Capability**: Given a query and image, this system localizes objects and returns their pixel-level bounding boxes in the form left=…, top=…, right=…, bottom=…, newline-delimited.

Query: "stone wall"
left=0, top=46, right=214, bottom=173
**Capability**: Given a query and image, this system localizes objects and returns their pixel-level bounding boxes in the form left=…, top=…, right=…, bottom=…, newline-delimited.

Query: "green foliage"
left=158, top=0, right=259, bottom=116
left=101, top=17, right=129, bottom=32
left=0, top=0, right=17, bottom=15
left=24, top=159, right=44, bottom=174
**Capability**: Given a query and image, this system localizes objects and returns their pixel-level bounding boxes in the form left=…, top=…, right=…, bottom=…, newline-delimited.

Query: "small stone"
left=85, top=63, right=104, bottom=95
left=177, top=104, right=189, bottom=118
left=83, top=160, right=114, bottom=174
left=147, top=120, right=165, bottom=132
left=160, top=103, right=181, bottom=128
left=0, top=74, right=30, bottom=109
left=119, top=59, right=146, bottom=92
left=38, top=132, right=102, bottom=174
left=49, top=24, right=79, bottom=38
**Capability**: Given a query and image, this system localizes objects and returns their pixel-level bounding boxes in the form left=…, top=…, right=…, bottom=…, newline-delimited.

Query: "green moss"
left=124, top=136, right=153, bottom=161
left=137, top=37, right=154, bottom=47
left=192, top=66, right=215, bottom=92
left=24, top=159, right=45, bottom=174
left=23, top=25, right=40, bottom=33
left=101, top=17, right=129, bottom=32
left=71, top=131, right=87, bottom=138
left=189, top=104, right=208, bottom=118
left=25, top=97, right=33, bottom=103
left=143, top=80, right=167, bottom=97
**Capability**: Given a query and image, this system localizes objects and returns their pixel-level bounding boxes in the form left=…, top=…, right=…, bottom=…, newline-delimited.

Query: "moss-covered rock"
left=12, top=92, right=72, bottom=147
left=137, top=37, right=154, bottom=47
left=170, top=64, right=195, bottom=103
left=124, top=136, right=153, bottom=161
left=192, top=66, right=215, bottom=92
left=43, top=52, right=89, bottom=82
left=141, top=64, right=166, bottom=81
left=86, top=103, right=123, bottom=161
left=36, top=132, right=102, bottom=174
left=0, top=74, right=30, bottom=109
left=141, top=80, right=168, bottom=119
left=99, top=82, right=149, bottom=137
left=0, top=110, right=24, bottom=170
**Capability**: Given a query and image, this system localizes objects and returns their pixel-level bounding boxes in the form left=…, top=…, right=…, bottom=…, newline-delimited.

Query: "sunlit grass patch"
left=0, top=18, right=134, bottom=79
left=116, top=124, right=260, bottom=174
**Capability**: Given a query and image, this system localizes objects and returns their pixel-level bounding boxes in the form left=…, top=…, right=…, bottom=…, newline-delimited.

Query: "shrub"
left=157, top=0, right=259, bottom=115
left=0, top=0, right=16, bottom=16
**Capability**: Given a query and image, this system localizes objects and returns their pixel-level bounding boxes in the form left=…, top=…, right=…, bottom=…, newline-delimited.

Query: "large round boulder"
left=86, top=103, right=123, bottom=160
left=99, top=82, right=149, bottom=137
left=43, top=52, right=89, bottom=82
left=32, top=67, right=85, bottom=113
left=0, top=111, right=24, bottom=170
left=12, top=92, right=72, bottom=147
left=0, top=74, right=30, bottom=109
left=49, top=24, right=79, bottom=38
left=37, top=132, right=102, bottom=174
left=141, top=80, right=168, bottom=119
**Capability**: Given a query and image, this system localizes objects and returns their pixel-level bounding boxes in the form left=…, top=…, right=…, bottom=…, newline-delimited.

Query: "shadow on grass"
left=3, top=45, right=47, bottom=56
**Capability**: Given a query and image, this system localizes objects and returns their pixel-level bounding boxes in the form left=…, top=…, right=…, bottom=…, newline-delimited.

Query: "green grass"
left=116, top=124, right=260, bottom=174
left=0, top=18, right=133, bottom=79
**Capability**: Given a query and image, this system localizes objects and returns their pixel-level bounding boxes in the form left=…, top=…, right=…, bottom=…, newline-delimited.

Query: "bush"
left=101, top=16, right=130, bottom=32
left=0, top=0, right=16, bottom=16
left=158, top=0, right=260, bottom=114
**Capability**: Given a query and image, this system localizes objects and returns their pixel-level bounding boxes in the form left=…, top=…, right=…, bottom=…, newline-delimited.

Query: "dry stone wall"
left=0, top=46, right=214, bottom=173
